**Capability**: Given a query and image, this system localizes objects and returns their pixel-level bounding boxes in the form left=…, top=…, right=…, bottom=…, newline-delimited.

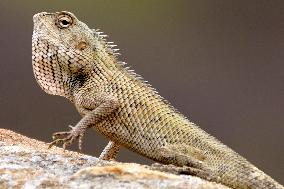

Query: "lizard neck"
left=68, top=52, right=121, bottom=102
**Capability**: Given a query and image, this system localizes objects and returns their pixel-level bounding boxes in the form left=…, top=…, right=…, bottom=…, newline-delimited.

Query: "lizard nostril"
left=33, top=12, right=49, bottom=23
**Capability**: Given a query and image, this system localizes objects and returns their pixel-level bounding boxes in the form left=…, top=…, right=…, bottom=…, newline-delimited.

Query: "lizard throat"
left=32, top=37, right=72, bottom=98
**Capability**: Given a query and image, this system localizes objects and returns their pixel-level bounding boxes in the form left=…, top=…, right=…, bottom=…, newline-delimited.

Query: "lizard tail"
left=222, top=160, right=284, bottom=189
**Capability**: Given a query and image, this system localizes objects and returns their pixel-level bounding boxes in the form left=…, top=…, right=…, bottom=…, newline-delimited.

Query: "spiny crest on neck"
left=91, top=28, right=179, bottom=111
left=91, top=29, right=156, bottom=89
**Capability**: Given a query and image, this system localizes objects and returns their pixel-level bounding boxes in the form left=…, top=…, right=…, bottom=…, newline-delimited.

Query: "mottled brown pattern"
left=32, top=11, right=283, bottom=189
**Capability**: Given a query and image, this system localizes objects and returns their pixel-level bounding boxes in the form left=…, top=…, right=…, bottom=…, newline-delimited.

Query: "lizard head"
left=32, top=11, right=97, bottom=98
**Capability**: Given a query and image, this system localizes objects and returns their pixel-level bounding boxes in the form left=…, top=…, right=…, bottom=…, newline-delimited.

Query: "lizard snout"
left=33, top=12, right=49, bottom=23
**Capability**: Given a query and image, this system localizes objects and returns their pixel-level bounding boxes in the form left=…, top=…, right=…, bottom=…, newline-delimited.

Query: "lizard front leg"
left=49, top=92, right=119, bottom=152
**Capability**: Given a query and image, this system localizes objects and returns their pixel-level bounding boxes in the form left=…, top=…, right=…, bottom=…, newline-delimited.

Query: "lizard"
left=32, top=11, right=283, bottom=189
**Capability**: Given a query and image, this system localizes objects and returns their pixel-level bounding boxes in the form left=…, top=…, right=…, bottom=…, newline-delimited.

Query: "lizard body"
left=32, top=11, right=283, bottom=189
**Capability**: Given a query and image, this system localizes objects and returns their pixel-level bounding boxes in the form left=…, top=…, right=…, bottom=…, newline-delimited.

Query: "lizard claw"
left=48, top=139, right=64, bottom=149
left=52, top=131, right=70, bottom=140
left=48, top=125, right=86, bottom=150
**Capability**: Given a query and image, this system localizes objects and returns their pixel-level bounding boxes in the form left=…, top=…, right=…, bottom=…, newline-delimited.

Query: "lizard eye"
left=57, top=14, right=73, bottom=28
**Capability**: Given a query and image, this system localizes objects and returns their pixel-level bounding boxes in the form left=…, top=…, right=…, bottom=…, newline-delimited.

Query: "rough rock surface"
left=0, top=128, right=229, bottom=189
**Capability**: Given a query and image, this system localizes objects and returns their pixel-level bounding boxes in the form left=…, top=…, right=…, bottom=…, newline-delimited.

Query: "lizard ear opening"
left=76, top=41, right=88, bottom=51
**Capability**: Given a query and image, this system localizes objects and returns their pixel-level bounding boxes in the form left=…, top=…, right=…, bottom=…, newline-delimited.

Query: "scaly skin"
left=32, top=11, right=283, bottom=189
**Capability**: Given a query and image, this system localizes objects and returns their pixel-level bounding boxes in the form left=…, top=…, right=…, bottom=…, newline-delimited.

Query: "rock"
left=0, top=128, right=229, bottom=189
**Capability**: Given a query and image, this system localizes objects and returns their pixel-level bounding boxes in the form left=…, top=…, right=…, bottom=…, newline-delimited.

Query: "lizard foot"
left=48, top=125, right=86, bottom=150
left=150, top=163, right=219, bottom=182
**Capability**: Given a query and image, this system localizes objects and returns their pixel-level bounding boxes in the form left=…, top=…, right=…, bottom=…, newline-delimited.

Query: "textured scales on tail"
left=32, top=11, right=283, bottom=189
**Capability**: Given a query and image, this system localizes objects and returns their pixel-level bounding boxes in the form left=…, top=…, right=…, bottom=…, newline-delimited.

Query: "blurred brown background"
left=0, top=0, right=283, bottom=183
